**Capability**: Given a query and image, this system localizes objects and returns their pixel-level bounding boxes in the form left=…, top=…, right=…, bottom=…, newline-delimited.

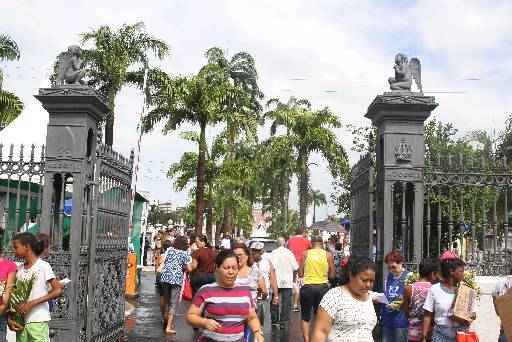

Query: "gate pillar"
left=35, top=85, right=107, bottom=341
left=365, top=92, right=437, bottom=277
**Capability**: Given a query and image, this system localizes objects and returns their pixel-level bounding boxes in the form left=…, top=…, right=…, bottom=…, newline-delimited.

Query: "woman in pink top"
left=403, top=258, right=439, bottom=342
left=0, top=242, right=17, bottom=342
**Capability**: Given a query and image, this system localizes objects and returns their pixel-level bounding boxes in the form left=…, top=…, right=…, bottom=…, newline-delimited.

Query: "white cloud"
left=1, top=0, right=511, bottom=220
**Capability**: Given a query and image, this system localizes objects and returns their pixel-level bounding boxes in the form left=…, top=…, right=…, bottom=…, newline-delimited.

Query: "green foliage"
left=0, top=90, right=23, bottom=128
left=8, top=274, right=35, bottom=328
left=0, top=34, right=22, bottom=128
left=48, top=22, right=169, bottom=145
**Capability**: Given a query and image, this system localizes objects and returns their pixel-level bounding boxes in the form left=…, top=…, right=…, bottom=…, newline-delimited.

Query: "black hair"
left=162, top=239, right=172, bottom=252
left=419, top=258, right=439, bottom=278
left=196, top=234, right=211, bottom=248
left=13, top=232, right=45, bottom=256
left=173, top=235, right=189, bottom=251
left=340, top=256, right=376, bottom=285
left=440, top=258, right=465, bottom=279
left=215, top=249, right=238, bottom=268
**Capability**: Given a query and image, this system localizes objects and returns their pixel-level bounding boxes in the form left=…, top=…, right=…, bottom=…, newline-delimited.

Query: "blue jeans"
left=382, top=326, right=408, bottom=342
left=0, top=316, right=6, bottom=342
left=431, top=325, right=469, bottom=342
left=498, top=329, right=507, bottom=342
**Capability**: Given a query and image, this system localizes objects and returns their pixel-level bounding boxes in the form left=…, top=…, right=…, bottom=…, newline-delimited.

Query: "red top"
left=0, top=259, right=16, bottom=281
left=287, top=235, right=311, bottom=264
left=0, top=258, right=16, bottom=304
left=192, top=247, right=217, bottom=273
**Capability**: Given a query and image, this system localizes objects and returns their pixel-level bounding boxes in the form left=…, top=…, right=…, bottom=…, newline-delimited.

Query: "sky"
left=2, top=0, right=512, bottom=222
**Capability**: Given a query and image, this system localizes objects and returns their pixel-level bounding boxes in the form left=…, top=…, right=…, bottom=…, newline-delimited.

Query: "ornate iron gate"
left=350, top=154, right=374, bottom=258
left=87, top=145, right=133, bottom=341
left=0, top=84, right=133, bottom=341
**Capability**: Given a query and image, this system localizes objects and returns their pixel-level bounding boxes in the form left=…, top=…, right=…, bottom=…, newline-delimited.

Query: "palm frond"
left=0, top=34, right=20, bottom=62
left=0, top=90, right=23, bottom=127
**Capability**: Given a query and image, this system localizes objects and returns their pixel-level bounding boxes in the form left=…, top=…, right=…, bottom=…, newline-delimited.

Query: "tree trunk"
left=283, top=169, right=290, bottom=231
left=222, top=127, right=235, bottom=234
left=195, top=121, right=207, bottom=235
left=105, top=92, right=116, bottom=146
left=206, top=186, right=213, bottom=243
left=215, top=218, right=223, bottom=246
left=271, top=175, right=280, bottom=230
left=105, top=113, right=114, bottom=146
left=298, top=155, right=309, bottom=229
left=313, top=201, right=316, bottom=224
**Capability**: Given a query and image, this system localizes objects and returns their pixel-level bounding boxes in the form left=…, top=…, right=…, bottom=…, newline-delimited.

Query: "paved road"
left=125, top=271, right=303, bottom=342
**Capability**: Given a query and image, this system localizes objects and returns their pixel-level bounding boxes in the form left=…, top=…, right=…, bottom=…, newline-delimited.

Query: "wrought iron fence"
left=0, top=144, right=45, bottom=245
left=425, top=153, right=512, bottom=273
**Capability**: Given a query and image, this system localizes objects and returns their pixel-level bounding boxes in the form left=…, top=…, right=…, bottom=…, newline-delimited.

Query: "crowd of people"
left=151, top=227, right=511, bottom=342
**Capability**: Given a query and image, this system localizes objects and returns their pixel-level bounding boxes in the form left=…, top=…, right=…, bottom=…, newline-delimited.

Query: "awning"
left=309, top=220, right=346, bottom=233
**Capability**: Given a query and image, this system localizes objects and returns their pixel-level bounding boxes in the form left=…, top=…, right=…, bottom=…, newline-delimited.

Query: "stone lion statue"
left=55, top=45, right=86, bottom=86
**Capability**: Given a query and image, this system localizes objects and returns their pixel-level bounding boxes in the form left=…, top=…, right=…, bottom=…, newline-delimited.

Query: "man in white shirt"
left=251, top=241, right=279, bottom=331
left=269, top=236, right=299, bottom=329
left=220, top=234, right=232, bottom=250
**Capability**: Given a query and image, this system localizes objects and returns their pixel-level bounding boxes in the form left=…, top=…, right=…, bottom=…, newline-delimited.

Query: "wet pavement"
left=125, top=271, right=304, bottom=342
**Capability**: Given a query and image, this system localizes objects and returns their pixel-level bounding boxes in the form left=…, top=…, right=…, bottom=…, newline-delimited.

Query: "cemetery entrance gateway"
left=350, top=53, right=512, bottom=283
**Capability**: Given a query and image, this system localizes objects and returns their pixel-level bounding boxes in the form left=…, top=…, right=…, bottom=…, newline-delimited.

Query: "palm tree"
left=0, top=34, right=23, bottom=130
left=310, top=189, right=327, bottom=224
left=142, top=63, right=227, bottom=235
left=268, top=98, right=348, bottom=228
left=79, top=22, right=169, bottom=146
left=205, top=47, right=263, bottom=234
left=264, top=97, right=310, bottom=228
left=167, top=131, right=225, bottom=241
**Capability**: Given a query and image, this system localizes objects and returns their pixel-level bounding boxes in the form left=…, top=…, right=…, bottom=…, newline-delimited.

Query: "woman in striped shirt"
left=187, top=250, right=264, bottom=342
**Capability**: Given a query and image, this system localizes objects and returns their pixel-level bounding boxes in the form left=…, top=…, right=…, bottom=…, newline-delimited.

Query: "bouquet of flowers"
left=0, top=280, right=6, bottom=298
left=462, top=270, right=480, bottom=297
left=8, top=275, right=35, bottom=329
left=405, top=272, right=419, bottom=286
left=387, top=296, right=404, bottom=311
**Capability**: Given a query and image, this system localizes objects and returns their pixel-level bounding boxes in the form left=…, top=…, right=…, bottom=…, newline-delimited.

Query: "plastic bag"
left=181, top=273, right=193, bottom=301
left=456, top=331, right=479, bottom=342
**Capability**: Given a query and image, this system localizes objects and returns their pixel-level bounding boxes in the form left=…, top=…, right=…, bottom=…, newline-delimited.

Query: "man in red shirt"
left=286, top=227, right=311, bottom=311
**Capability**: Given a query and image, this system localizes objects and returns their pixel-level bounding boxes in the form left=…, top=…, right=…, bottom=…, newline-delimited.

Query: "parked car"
left=246, top=238, right=277, bottom=253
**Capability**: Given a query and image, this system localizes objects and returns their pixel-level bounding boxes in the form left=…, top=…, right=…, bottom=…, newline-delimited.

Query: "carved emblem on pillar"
left=394, top=138, right=412, bottom=163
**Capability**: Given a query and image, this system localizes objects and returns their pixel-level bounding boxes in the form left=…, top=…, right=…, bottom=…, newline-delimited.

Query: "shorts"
left=156, top=272, right=163, bottom=296
left=16, top=322, right=49, bottom=342
left=190, top=272, right=216, bottom=296
left=299, top=283, right=329, bottom=322
left=161, top=283, right=182, bottom=315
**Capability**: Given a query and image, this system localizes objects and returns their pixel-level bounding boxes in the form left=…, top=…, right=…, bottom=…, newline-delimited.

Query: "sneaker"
left=292, top=306, right=300, bottom=312
left=272, top=323, right=280, bottom=329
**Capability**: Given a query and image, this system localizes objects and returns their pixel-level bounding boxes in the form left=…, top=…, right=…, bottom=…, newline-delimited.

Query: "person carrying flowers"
left=7, top=232, right=63, bottom=342
left=422, top=251, right=475, bottom=342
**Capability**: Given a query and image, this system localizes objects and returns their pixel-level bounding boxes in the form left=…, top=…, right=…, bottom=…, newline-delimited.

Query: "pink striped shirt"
left=193, top=283, right=255, bottom=342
